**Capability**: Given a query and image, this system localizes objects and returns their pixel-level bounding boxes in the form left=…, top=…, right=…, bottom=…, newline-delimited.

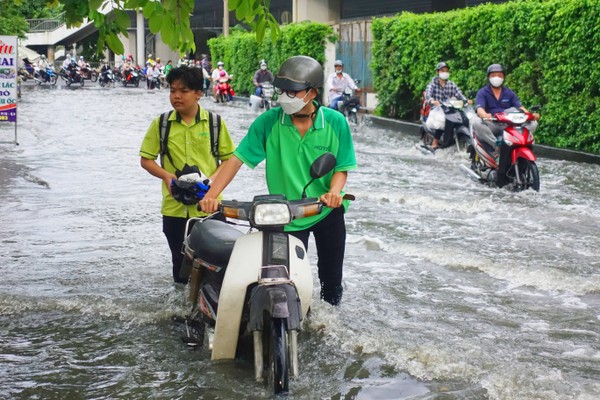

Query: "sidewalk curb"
left=366, top=115, right=600, bottom=165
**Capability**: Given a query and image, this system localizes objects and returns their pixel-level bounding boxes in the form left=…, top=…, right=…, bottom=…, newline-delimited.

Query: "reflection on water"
left=1, top=83, right=599, bottom=399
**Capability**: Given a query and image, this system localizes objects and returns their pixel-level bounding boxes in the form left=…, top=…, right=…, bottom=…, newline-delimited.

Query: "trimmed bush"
left=371, top=0, right=600, bottom=153
left=208, top=22, right=335, bottom=97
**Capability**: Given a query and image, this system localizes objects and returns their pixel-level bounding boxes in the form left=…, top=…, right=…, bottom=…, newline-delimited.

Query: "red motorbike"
left=462, top=106, right=541, bottom=191
left=214, top=75, right=234, bottom=103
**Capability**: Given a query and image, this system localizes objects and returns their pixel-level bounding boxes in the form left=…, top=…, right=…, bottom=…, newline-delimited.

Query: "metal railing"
left=26, top=12, right=66, bottom=33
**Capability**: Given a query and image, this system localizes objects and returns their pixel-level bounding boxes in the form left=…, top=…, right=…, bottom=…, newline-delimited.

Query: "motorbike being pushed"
left=461, top=106, right=541, bottom=191
left=419, top=98, right=473, bottom=154
left=174, top=153, right=341, bottom=394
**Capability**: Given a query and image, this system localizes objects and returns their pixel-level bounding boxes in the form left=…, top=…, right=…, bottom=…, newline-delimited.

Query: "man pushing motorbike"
left=424, top=62, right=471, bottom=150
left=139, top=66, right=236, bottom=283
left=200, top=55, right=357, bottom=306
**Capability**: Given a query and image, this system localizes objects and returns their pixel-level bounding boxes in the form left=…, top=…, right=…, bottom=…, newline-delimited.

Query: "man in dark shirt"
left=253, top=60, right=274, bottom=96
left=473, top=64, right=539, bottom=155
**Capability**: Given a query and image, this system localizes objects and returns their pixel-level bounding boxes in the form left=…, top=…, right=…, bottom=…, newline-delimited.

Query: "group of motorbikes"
left=419, top=97, right=541, bottom=192
left=18, top=58, right=168, bottom=89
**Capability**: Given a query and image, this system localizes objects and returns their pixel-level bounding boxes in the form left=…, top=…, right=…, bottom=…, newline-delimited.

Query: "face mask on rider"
left=335, top=68, right=343, bottom=75
left=261, top=65, right=267, bottom=70
left=438, top=72, right=450, bottom=80
left=489, top=76, right=504, bottom=87
left=278, top=90, right=312, bottom=115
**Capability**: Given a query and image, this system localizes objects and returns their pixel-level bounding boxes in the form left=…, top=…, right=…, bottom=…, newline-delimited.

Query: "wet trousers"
left=288, top=207, right=346, bottom=306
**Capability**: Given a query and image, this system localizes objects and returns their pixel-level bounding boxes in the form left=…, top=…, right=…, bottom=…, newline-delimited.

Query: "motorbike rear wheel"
left=50, top=75, right=57, bottom=86
left=348, top=112, right=358, bottom=125
left=515, top=158, right=540, bottom=192
left=264, top=317, right=289, bottom=394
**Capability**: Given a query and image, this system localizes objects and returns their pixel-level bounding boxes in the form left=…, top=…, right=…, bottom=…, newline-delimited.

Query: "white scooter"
left=178, top=153, right=338, bottom=394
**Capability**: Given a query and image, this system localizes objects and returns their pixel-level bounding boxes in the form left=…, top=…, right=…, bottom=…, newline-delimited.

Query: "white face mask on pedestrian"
left=278, top=90, right=311, bottom=115
left=489, top=76, right=504, bottom=87
left=438, top=72, right=450, bottom=80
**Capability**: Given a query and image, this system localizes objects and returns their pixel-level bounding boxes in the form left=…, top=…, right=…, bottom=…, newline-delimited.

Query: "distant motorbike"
left=122, top=68, right=140, bottom=87
left=63, top=65, right=84, bottom=87
left=215, top=76, right=234, bottom=103
left=147, top=74, right=161, bottom=90
left=176, top=153, right=340, bottom=394
left=79, top=64, right=98, bottom=82
left=461, top=106, right=541, bottom=191
left=260, top=82, right=274, bottom=110
left=335, top=79, right=361, bottom=124
left=420, top=98, right=473, bottom=153
left=98, top=67, right=116, bottom=87
left=33, top=66, right=58, bottom=86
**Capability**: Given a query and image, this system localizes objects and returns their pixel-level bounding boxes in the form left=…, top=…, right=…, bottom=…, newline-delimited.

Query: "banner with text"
left=0, top=36, right=18, bottom=123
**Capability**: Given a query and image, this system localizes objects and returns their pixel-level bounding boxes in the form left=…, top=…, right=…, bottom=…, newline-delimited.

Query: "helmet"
left=487, top=63, right=505, bottom=76
left=334, top=59, right=343, bottom=67
left=260, top=60, right=267, bottom=67
left=436, top=62, right=448, bottom=71
left=156, top=57, right=161, bottom=62
left=217, top=61, right=224, bottom=66
left=219, top=70, right=226, bottom=77
left=41, top=55, right=46, bottom=60
left=79, top=56, right=84, bottom=59
left=170, top=179, right=209, bottom=205
left=273, top=55, right=324, bottom=91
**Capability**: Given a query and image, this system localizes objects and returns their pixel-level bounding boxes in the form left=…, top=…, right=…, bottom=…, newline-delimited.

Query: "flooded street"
left=1, top=82, right=600, bottom=399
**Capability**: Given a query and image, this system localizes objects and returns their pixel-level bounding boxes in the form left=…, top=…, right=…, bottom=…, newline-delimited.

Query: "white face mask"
left=489, top=76, right=504, bottom=87
left=261, top=65, right=267, bottom=70
left=278, top=90, right=311, bottom=115
left=438, top=72, right=450, bottom=80
left=335, top=68, right=343, bottom=74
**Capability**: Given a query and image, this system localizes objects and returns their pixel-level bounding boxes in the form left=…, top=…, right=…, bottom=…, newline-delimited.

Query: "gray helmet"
left=436, top=62, right=448, bottom=71
left=273, top=55, right=324, bottom=91
left=487, top=63, right=504, bottom=76
left=334, top=59, right=343, bottom=67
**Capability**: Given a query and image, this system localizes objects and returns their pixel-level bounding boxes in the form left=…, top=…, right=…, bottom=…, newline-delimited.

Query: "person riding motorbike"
left=424, top=62, right=471, bottom=149
left=211, top=61, right=232, bottom=99
left=67, top=57, right=79, bottom=81
left=199, top=55, right=357, bottom=306
left=326, top=59, right=360, bottom=111
left=253, top=60, right=274, bottom=96
left=37, top=55, right=50, bottom=81
left=473, top=64, right=540, bottom=158
left=473, top=63, right=540, bottom=185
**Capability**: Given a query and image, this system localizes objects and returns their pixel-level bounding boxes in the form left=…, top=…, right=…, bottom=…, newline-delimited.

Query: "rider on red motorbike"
left=472, top=64, right=540, bottom=183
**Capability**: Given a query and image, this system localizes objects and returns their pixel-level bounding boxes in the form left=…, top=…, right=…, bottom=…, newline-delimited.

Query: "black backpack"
left=158, top=110, right=221, bottom=170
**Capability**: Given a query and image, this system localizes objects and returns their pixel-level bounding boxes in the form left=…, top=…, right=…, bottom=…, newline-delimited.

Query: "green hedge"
left=208, top=22, right=335, bottom=97
left=371, top=0, right=600, bottom=153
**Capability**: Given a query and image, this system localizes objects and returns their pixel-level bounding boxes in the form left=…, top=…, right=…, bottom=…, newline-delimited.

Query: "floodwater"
left=1, top=81, right=599, bottom=400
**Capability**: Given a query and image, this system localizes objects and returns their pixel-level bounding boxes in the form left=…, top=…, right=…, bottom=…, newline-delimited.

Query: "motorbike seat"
left=187, top=219, right=243, bottom=267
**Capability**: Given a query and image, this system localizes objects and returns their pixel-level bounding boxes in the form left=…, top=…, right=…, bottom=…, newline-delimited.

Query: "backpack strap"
left=159, top=110, right=174, bottom=168
left=207, top=111, right=221, bottom=167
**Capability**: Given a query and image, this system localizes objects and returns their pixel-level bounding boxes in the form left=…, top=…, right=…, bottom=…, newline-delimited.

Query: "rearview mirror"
left=310, top=153, right=336, bottom=179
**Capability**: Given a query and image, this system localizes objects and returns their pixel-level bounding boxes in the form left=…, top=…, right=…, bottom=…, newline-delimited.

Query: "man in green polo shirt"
left=200, top=56, right=357, bottom=305
left=139, top=66, right=235, bottom=283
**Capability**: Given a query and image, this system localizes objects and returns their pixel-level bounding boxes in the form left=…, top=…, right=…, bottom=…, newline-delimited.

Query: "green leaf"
left=106, top=32, right=124, bottom=55
left=88, top=0, right=104, bottom=11
left=148, top=12, right=163, bottom=34
left=113, top=9, right=130, bottom=31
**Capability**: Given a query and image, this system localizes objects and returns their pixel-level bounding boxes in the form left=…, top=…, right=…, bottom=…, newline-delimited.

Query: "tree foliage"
left=0, top=0, right=62, bottom=37
left=371, top=0, right=600, bottom=153
left=208, top=22, right=335, bottom=96
left=42, top=0, right=278, bottom=55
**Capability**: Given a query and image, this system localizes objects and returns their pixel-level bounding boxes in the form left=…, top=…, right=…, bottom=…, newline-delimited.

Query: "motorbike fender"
left=512, top=147, right=536, bottom=163
left=247, top=284, right=303, bottom=332
left=211, top=232, right=312, bottom=360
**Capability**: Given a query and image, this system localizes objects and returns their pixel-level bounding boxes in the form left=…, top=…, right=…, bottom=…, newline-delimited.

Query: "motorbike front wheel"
left=516, top=158, right=540, bottom=192
left=264, top=317, right=289, bottom=394
left=348, top=112, right=358, bottom=125
left=90, top=71, right=98, bottom=82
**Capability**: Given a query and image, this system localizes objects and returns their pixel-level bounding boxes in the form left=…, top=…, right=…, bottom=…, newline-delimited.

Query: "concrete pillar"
left=294, top=0, right=340, bottom=24
left=47, top=45, right=55, bottom=62
left=136, top=11, right=145, bottom=65
left=223, top=0, right=229, bottom=37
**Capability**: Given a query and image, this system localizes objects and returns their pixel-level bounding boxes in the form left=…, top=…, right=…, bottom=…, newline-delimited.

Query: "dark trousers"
left=289, top=207, right=346, bottom=305
left=162, top=214, right=224, bottom=283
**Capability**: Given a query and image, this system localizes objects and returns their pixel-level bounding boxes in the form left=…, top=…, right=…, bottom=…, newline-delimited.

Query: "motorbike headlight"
left=449, top=100, right=464, bottom=108
left=251, top=203, right=292, bottom=227
left=505, top=112, right=527, bottom=124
